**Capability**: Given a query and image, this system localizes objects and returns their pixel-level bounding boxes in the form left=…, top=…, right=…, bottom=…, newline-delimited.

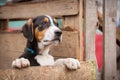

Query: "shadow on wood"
left=0, top=62, right=95, bottom=80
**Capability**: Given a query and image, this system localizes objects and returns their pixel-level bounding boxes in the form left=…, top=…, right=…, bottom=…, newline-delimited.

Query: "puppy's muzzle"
left=44, top=30, right=62, bottom=43
left=55, top=30, right=62, bottom=37
left=54, top=30, right=62, bottom=42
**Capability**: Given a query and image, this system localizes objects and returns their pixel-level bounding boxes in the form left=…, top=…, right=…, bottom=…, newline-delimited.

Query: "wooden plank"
left=67, top=0, right=84, bottom=61
left=64, top=16, right=76, bottom=29
left=61, top=15, right=83, bottom=61
left=64, top=15, right=80, bottom=30
left=0, top=33, right=26, bottom=69
left=63, top=0, right=83, bottom=61
left=117, top=0, right=120, bottom=21
left=103, top=0, right=117, bottom=80
left=0, top=0, right=78, bottom=19
left=84, top=0, right=97, bottom=60
left=0, top=62, right=96, bottom=80
left=77, top=0, right=83, bottom=60
left=51, top=31, right=79, bottom=58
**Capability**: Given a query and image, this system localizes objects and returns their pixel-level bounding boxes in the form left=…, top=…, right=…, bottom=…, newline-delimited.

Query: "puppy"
left=12, top=15, right=80, bottom=69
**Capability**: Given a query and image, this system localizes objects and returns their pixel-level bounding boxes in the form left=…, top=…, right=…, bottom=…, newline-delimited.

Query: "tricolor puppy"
left=12, top=15, right=80, bottom=69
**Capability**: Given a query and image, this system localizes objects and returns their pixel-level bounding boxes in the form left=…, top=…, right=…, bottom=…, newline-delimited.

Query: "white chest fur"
left=35, top=54, right=55, bottom=66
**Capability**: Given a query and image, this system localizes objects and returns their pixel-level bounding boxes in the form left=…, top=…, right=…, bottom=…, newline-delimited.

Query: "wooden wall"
left=0, top=0, right=84, bottom=69
left=0, top=0, right=118, bottom=79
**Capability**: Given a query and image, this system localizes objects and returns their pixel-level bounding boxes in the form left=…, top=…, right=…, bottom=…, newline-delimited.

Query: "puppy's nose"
left=55, top=31, right=62, bottom=37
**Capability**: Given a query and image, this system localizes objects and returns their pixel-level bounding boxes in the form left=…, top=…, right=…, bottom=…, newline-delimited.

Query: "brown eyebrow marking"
left=44, top=17, right=49, bottom=23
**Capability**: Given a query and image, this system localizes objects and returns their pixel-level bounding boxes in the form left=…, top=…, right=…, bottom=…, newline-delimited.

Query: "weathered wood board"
left=84, top=0, right=97, bottom=60
left=51, top=31, right=79, bottom=58
left=0, top=31, right=79, bottom=69
left=0, top=0, right=78, bottom=19
left=103, top=0, right=117, bottom=80
left=0, top=19, right=9, bottom=31
left=0, top=62, right=96, bottom=80
left=0, top=33, right=26, bottom=69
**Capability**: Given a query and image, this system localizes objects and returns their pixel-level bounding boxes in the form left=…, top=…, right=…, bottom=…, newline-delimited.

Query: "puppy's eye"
left=38, top=26, right=42, bottom=31
left=38, top=24, right=41, bottom=27
left=37, top=25, right=42, bottom=31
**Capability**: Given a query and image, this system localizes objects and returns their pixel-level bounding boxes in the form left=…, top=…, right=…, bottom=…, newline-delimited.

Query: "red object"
left=8, top=28, right=21, bottom=32
left=95, top=34, right=103, bottom=70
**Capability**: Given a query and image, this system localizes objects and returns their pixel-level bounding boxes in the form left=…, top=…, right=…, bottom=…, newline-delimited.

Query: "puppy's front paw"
left=12, top=58, right=30, bottom=68
left=64, top=58, right=80, bottom=70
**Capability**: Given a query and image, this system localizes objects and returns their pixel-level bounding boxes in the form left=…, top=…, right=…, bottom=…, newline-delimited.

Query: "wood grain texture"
left=84, top=0, right=97, bottom=60
left=51, top=31, right=79, bottom=58
left=0, top=33, right=26, bottom=69
left=64, top=16, right=78, bottom=30
left=0, top=62, right=96, bottom=80
left=78, top=0, right=83, bottom=60
left=0, top=0, right=78, bottom=19
left=103, top=0, right=117, bottom=80
left=0, top=19, right=9, bottom=31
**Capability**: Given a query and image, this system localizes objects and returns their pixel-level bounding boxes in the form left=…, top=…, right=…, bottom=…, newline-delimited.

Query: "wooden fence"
left=0, top=0, right=117, bottom=80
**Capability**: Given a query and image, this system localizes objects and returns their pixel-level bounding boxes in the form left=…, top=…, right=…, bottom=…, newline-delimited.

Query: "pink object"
left=95, top=34, right=103, bottom=70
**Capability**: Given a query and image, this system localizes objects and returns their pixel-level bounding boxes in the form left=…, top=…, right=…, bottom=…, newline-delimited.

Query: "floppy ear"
left=22, top=19, right=34, bottom=42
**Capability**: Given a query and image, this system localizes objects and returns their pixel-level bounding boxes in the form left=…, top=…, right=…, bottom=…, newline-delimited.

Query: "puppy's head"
left=22, top=15, right=62, bottom=47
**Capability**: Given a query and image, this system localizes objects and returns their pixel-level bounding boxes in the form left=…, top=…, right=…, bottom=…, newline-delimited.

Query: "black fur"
left=19, top=39, right=40, bottom=66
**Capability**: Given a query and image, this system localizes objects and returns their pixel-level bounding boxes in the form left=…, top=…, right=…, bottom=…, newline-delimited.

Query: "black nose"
left=55, top=31, right=62, bottom=37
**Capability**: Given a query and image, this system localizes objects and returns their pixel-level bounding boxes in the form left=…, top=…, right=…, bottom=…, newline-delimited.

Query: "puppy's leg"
left=55, top=58, right=80, bottom=69
left=12, top=58, right=30, bottom=68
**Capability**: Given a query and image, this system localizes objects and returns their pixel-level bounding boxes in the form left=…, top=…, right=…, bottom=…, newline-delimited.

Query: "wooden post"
left=77, top=0, right=83, bottom=60
left=0, top=19, right=9, bottom=31
left=84, top=0, right=97, bottom=60
left=103, top=0, right=117, bottom=80
left=63, top=0, right=83, bottom=61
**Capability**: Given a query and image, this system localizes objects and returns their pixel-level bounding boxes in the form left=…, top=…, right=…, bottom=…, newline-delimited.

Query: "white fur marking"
left=55, top=58, right=80, bottom=69
left=45, top=15, right=55, bottom=27
left=12, top=58, right=30, bottom=68
left=35, top=54, right=54, bottom=66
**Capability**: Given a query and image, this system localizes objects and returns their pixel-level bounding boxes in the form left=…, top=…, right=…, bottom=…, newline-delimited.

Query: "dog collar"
left=26, top=48, right=35, bottom=54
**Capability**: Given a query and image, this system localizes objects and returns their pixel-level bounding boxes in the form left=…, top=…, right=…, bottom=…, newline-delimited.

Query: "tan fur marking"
left=35, top=27, right=47, bottom=42
left=44, top=17, right=49, bottom=23
left=27, top=19, right=34, bottom=37
left=27, top=19, right=33, bottom=26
